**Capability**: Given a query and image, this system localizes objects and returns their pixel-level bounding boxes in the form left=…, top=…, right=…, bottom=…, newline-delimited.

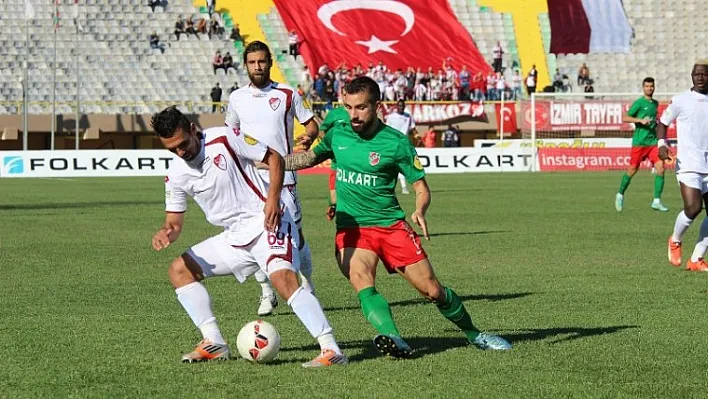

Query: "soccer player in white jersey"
left=659, top=61, right=708, bottom=271
left=225, top=41, right=320, bottom=316
left=150, top=106, right=347, bottom=367
left=384, top=99, right=418, bottom=195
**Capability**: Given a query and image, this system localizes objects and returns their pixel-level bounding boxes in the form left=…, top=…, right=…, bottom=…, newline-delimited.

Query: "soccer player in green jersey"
left=319, top=105, right=349, bottom=220
left=282, top=76, right=512, bottom=357
left=615, top=77, right=669, bottom=212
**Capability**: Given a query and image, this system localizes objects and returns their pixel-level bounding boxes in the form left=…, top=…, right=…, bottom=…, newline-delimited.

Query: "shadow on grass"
left=319, top=292, right=534, bottom=313
left=277, top=325, right=639, bottom=363
left=0, top=201, right=163, bottom=211
left=279, top=336, right=470, bottom=363
left=428, top=230, right=511, bottom=238
left=498, top=325, right=639, bottom=344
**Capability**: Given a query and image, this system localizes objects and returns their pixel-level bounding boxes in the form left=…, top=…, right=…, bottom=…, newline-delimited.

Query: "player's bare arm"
left=152, top=212, right=185, bottom=251
left=656, top=122, right=671, bottom=161
left=283, top=150, right=330, bottom=171
left=262, top=147, right=284, bottom=232
left=622, top=113, right=651, bottom=125
left=411, top=178, right=431, bottom=240
left=298, top=119, right=320, bottom=149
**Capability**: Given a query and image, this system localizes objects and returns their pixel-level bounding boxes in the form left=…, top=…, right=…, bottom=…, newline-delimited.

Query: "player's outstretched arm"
left=152, top=212, right=185, bottom=251
left=261, top=147, right=284, bottom=232
left=283, top=150, right=330, bottom=171
left=411, top=178, right=431, bottom=240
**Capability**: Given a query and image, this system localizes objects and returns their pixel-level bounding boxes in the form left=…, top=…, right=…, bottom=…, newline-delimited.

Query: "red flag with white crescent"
left=273, top=0, right=492, bottom=76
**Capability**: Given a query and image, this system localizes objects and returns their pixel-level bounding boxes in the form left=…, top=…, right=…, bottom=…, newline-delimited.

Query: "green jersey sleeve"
left=313, top=128, right=334, bottom=159
left=396, top=138, right=426, bottom=183
left=627, top=99, right=641, bottom=117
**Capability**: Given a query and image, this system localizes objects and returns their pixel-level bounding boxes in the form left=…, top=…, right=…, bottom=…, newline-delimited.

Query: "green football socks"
left=358, top=287, right=400, bottom=336
left=436, top=286, right=481, bottom=342
left=618, top=173, right=632, bottom=195
left=654, top=175, right=665, bottom=199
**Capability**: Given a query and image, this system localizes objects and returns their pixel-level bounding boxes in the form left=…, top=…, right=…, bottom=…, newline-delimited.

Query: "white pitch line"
left=39, top=177, right=77, bottom=182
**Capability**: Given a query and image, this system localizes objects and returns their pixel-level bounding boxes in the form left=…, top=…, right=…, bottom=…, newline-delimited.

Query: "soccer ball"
left=236, top=320, right=281, bottom=364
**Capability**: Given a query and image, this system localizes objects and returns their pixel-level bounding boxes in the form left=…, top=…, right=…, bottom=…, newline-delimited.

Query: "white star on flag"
left=355, top=35, right=398, bottom=54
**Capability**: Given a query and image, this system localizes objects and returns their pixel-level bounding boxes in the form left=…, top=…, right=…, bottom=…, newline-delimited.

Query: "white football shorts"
left=185, top=220, right=300, bottom=282
left=282, top=184, right=303, bottom=228
left=676, top=172, right=708, bottom=194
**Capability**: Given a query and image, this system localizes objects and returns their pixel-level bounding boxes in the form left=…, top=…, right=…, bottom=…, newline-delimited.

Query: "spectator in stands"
left=486, top=72, right=496, bottom=100
left=442, top=125, right=459, bottom=147
left=222, top=52, right=234, bottom=73
left=210, top=83, right=222, bottom=113
left=459, top=65, right=470, bottom=100
left=492, top=41, right=504, bottom=73
left=578, top=63, right=590, bottom=86
left=495, top=72, right=507, bottom=101
left=289, top=30, right=299, bottom=59
left=584, top=81, right=595, bottom=99
left=471, top=72, right=484, bottom=101
left=186, top=16, right=199, bottom=39
left=149, top=31, right=166, bottom=54
left=511, top=69, right=522, bottom=99
left=174, top=15, right=186, bottom=41
left=208, top=18, right=224, bottom=40
left=301, top=66, right=313, bottom=97
left=197, top=18, right=209, bottom=35
left=553, top=68, right=563, bottom=90
left=525, top=66, right=537, bottom=96
left=229, top=24, right=242, bottom=43
left=148, top=0, right=161, bottom=13
left=229, top=82, right=239, bottom=94
left=212, top=51, right=224, bottom=74
left=422, top=125, right=436, bottom=148
left=414, top=81, right=427, bottom=101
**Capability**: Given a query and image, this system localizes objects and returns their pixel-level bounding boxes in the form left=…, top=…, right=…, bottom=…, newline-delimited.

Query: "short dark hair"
left=344, top=76, right=381, bottom=104
left=643, top=77, right=655, bottom=84
left=243, top=41, right=272, bottom=64
left=151, top=105, right=191, bottom=139
left=397, top=99, right=405, bottom=105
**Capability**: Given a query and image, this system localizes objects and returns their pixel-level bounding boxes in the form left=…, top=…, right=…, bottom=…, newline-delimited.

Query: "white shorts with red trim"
left=185, top=220, right=300, bottom=282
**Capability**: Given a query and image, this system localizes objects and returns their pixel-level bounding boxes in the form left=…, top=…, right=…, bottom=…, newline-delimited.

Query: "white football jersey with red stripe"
left=225, top=81, right=314, bottom=185
left=165, top=126, right=277, bottom=245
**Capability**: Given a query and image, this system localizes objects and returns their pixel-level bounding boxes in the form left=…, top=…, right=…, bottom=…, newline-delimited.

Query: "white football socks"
left=691, top=218, right=708, bottom=262
left=175, top=282, right=226, bottom=344
left=287, top=286, right=341, bottom=354
left=298, top=242, right=315, bottom=293
left=254, top=270, right=275, bottom=298
left=672, top=210, right=694, bottom=243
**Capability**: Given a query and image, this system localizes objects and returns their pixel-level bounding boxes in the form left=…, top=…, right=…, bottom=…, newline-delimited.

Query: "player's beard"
left=249, top=69, right=270, bottom=88
left=351, top=117, right=376, bottom=135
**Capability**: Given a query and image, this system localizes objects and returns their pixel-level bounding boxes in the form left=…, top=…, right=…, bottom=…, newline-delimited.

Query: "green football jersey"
left=318, top=107, right=349, bottom=170
left=313, top=119, right=426, bottom=229
left=627, top=96, right=659, bottom=146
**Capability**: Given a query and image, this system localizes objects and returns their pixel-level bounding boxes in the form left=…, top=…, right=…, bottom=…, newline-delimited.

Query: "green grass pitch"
left=1, top=172, right=707, bottom=398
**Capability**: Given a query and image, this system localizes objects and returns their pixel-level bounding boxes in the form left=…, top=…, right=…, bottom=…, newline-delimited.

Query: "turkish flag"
left=274, top=0, right=492, bottom=76
left=495, top=103, right=517, bottom=136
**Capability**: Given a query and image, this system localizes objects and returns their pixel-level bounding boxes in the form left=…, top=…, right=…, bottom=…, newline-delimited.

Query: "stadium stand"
left=0, top=0, right=253, bottom=115
left=1, top=0, right=707, bottom=115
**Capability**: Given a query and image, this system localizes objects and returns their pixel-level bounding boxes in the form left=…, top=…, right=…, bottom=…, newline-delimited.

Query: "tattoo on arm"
left=284, top=151, right=329, bottom=171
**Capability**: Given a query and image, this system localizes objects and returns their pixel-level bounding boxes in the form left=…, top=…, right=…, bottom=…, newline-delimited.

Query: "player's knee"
left=168, top=257, right=195, bottom=288
left=348, top=269, right=374, bottom=287
left=421, top=281, right=444, bottom=303
left=686, top=205, right=702, bottom=219
left=268, top=269, right=299, bottom=299
left=627, top=166, right=638, bottom=176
